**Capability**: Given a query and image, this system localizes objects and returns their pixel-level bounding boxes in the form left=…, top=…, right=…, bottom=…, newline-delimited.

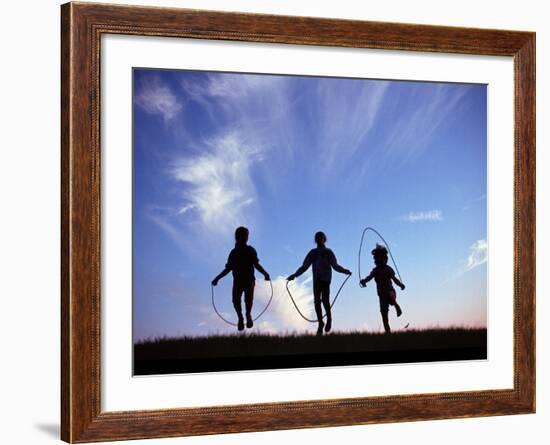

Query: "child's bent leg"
left=395, top=303, right=402, bottom=317
left=388, top=289, right=402, bottom=317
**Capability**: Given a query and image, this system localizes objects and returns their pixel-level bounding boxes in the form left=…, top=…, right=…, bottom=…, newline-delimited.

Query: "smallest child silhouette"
left=360, top=244, right=405, bottom=334
left=212, top=226, right=270, bottom=331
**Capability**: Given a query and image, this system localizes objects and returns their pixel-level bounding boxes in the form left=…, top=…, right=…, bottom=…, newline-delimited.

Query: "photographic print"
left=132, top=68, right=488, bottom=376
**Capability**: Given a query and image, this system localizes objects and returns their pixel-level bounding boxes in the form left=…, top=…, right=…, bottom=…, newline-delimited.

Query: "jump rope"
left=211, top=227, right=403, bottom=326
left=211, top=280, right=274, bottom=327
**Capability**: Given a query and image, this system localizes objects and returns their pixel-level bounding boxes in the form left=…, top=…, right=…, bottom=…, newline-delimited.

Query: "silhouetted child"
left=287, top=231, right=351, bottom=336
left=360, top=244, right=405, bottom=333
left=212, top=226, right=270, bottom=331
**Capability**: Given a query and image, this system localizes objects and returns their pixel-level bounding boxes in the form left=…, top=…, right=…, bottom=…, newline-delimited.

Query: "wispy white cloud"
left=170, top=131, right=260, bottom=236
left=463, top=239, right=488, bottom=273
left=181, top=72, right=298, bottom=179
left=135, top=76, right=182, bottom=121
left=145, top=73, right=279, bottom=252
left=147, top=73, right=282, bottom=256
left=314, top=79, right=390, bottom=173
left=255, top=320, right=277, bottom=335
left=253, top=275, right=315, bottom=333
left=181, top=73, right=289, bottom=131
left=147, top=212, right=192, bottom=253
left=452, top=238, right=488, bottom=279
left=463, top=193, right=487, bottom=211
left=182, top=72, right=286, bottom=102
left=209, top=73, right=284, bottom=100
left=176, top=203, right=196, bottom=215
left=401, top=209, right=443, bottom=222
left=384, top=84, right=471, bottom=161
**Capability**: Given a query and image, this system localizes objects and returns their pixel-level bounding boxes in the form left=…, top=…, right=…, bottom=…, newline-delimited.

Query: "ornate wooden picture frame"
left=61, top=2, right=535, bottom=442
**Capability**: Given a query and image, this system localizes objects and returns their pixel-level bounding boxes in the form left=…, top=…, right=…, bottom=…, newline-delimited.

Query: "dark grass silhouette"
left=135, top=328, right=486, bottom=374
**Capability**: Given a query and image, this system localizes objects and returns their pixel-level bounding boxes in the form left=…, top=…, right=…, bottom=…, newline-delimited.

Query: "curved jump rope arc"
left=211, top=280, right=274, bottom=327
left=285, top=273, right=351, bottom=323
left=358, top=227, right=403, bottom=284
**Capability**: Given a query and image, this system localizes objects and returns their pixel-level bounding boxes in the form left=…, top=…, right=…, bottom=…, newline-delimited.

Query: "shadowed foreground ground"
left=134, top=328, right=487, bottom=375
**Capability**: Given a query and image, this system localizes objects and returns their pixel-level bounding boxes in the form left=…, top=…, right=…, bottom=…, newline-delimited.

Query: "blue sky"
left=132, top=68, right=487, bottom=341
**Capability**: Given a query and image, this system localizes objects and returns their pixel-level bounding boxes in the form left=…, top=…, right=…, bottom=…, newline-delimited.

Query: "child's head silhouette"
left=235, top=226, right=249, bottom=245
left=314, top=231, right=327, bottom=246
left=371, top=244, right=388, bottom=267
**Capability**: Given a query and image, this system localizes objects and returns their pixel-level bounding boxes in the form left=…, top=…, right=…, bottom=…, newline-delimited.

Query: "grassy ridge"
left=135, top=328, right=487, bottom=361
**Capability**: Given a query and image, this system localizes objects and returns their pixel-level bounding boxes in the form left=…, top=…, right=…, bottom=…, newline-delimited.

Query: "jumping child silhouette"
left=360, top=244, right=405, bottom=333
left=212, top=226, right=270, bottom=331
left=287, top=231, right=352, bottom=336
